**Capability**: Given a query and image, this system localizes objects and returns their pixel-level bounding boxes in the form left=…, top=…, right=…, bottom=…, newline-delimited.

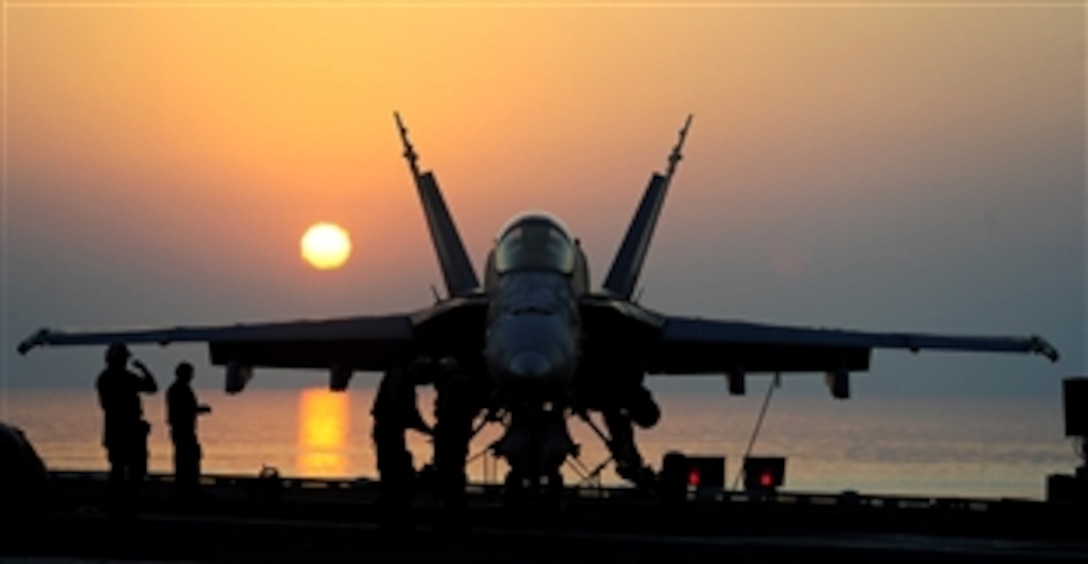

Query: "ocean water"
left=1, top=387, right=1074, bottom=500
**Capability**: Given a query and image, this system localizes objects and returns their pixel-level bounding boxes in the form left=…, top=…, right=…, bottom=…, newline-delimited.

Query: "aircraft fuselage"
left=483, top=213, right=588, bottom=402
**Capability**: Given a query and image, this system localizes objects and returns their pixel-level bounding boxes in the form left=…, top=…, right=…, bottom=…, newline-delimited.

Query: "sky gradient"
left=2, top=3, right=1084, bottom=406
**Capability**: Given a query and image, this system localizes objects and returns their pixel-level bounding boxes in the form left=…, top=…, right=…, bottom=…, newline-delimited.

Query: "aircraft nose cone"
left=507, top=351, right=552, bottom=380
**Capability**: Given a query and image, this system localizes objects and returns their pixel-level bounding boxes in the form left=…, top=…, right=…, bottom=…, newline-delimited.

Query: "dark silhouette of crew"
left=371, top=361, right=433, bottom=529
left=431, top=356, right=485, bottom=522
left=167, top=361, right=212, bottom=501
left=96, top=343, right=158, bottom=519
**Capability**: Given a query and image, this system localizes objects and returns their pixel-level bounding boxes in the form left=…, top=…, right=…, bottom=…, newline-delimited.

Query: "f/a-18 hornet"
left=19, top=114, right=1058, bottom=496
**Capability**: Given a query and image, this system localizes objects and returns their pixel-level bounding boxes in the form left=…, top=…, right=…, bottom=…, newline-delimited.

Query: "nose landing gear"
left=492, top=403, right=576, bottom=508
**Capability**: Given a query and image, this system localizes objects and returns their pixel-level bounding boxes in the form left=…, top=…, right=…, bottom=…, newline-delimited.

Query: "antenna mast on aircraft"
left=602, top=115, right=694, bottom=299
left=392, top=111, right=481, bottom=297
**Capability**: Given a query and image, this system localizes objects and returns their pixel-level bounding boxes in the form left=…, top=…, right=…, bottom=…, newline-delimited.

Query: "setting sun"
left=301, top=222, right=352, bottom=270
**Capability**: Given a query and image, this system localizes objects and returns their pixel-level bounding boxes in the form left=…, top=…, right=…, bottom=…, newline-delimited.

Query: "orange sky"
left=3, top=4, right=1083, bottom=395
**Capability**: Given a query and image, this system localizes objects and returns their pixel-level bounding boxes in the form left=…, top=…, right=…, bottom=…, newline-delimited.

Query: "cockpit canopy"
left=495, top=213, right=576, bottom=274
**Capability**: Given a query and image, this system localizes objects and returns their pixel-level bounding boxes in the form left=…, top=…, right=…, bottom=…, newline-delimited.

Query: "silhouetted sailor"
left=96, top=343, right=157, bottom=519
left=167, top=361, right=211, bottom=501
left=371, top=362, right=433, bottom=528
left=432, top=356, right=484, bottom=520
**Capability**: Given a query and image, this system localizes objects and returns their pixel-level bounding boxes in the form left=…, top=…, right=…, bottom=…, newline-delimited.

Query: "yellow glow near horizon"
left=301, top=222, right=352, bottom=270
left=298, top=388, right=349, bottom=476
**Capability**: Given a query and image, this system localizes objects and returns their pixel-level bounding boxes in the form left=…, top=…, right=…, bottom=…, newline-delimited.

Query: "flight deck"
left=4, top=469, right=1085, bottom=563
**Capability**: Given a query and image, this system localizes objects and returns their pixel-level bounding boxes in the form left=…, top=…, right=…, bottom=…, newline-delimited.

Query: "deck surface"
left=2, top=471, right=1086, bottom=563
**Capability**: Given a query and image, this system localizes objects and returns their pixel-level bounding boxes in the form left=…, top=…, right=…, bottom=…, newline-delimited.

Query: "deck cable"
left=731, top=373, right=780, bottom=491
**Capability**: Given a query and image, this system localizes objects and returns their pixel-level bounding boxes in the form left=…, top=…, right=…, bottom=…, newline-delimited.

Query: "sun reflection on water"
left=298, top=388, right=350, bottom=476
left=1, top=388, right=1070, bottom=499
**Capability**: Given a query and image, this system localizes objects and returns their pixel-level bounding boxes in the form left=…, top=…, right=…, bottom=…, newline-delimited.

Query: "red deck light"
left=743, top=456, right=786, bottom=492
left=688, top=467, right=701, bottom=487
left=660, top=452, right=725, bottom=499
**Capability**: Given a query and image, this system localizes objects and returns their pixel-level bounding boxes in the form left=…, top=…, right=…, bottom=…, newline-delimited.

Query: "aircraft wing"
left=580, top=297, right=1058, bottom=397
left=648, top=315, right=1059, bottom=375
left=17, top=297, right=487, bottom=391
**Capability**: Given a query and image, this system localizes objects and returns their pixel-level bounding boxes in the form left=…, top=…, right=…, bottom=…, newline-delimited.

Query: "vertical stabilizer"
left=602, top=115, right=693, bottom=299
left=395, top=112, right=480, bottom=297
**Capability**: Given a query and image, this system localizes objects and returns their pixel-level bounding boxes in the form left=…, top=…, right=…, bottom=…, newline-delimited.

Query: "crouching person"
left=371, top=363, right=433, bottom=531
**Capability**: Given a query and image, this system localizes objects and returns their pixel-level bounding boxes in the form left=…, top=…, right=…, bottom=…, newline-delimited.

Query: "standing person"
left=96, top=343, right=158, bottom=520
left=166, top=362, right=211, bottom=501
left=370, top=362, right=433, bottom=530
left=431, top=357, right=481, bottom=522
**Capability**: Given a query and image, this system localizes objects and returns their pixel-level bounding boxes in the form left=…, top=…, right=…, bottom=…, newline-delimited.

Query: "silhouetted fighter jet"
left=19, top=114, right=1059, bottom=492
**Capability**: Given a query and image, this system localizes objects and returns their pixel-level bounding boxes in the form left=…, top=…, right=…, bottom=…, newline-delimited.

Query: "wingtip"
left=17, top=328, right=48, bottom=355
left=1033, top=336, right=1060, bottom=363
